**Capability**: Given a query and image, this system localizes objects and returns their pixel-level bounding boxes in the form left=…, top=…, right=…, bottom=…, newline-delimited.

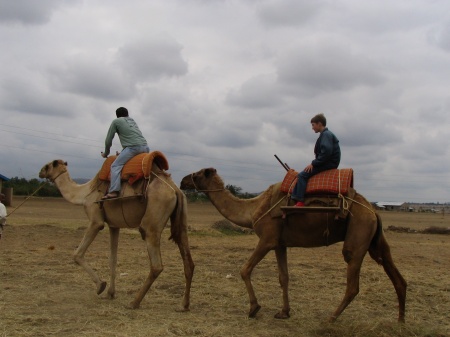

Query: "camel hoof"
left=175, top=307, right=190, bottom=313
left=274, top=311, right=290, bottom=319
left=97, top=281, right=107, bottom=295
left=126, top=302, right=140, bottom=310
left=248, top=304, right=261, bottom=318
left=328, top=315, right=337, bottom=323
left=106, top=292, right=115, bottom=300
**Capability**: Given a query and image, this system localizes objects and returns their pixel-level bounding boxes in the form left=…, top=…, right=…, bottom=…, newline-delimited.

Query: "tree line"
left=184, top=184, right=258, bottom=202
left=3, top=178, right=257, bottom=201
left=3, top=177, right=61, bottom=197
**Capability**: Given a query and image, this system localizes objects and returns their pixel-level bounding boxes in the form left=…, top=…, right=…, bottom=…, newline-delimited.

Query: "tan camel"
left=180, top=168, right=407, bottom=322
left=39, top=159, right=194, bottom=311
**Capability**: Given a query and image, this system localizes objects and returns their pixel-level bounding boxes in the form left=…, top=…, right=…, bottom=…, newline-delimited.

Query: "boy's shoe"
left=102, top=192, right=119, bottom=200
left=295, top=201, right=305, bottom=207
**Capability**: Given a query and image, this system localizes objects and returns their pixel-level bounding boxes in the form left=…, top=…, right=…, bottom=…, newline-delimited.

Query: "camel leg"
left=128, top=225, right=164, bottom=309
left=329, top=248, right=366, bottom=322
left=175, top=230, right=195, bottom=312
left=74, top=222, right=107, bottom=295
left=369, top=233, right=407, bottom=322
left=106, top=227, right=120, bottom=299
left=240, top=239, right=273, bottom=318
left=274, top=246, right=290, bottom=319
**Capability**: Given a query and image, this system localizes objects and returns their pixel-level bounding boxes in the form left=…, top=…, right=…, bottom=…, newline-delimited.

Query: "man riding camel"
left=291, top=113, right=341, bottom=207
left=101, top=107, right=149, bottom=199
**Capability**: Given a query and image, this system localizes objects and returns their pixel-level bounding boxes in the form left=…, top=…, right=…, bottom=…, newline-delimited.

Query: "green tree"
left=4, top=177, right=61, bottom=197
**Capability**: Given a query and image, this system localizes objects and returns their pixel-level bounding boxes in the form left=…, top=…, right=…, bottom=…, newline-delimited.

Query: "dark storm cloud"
left=0, top=0, right=74, bottom=25
left=225, top=74, right=282, bottom=109
left=116, top=36, right=188, bottom=82
left=428, top=22, right=450, bottom=52
left=277, top=42, right=385, bottom=94
left=0, top=77, right=76, bottom=117
left=48, top=58, right=134, bottom=101
left=202, top=124, right=258, bottom=148
left=256, top=0, right=324, bottom=27
left=141, top=87, right=202, bottom=133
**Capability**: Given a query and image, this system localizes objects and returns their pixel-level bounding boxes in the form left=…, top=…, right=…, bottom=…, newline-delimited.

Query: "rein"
left=7, top=169, right=67, bottom=218
left=49, top=169, right=67, bottom=183
left=6, top=181, right=48, bottom=218
left=190, top=174, right=224, bottom=193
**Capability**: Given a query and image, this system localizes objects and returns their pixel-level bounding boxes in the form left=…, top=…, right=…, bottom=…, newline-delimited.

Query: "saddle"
left=280, top=168, right=354, bottom=196
left=98, top=151, right=169, bottom=185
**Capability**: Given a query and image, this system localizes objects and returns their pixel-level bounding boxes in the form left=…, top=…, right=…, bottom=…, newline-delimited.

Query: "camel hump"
left=98, top=150, right=170, bottom=184
left=280, top=168, right=354, bottom=196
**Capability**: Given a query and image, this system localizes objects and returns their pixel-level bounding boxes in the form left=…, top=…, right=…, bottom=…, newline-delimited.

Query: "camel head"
left=180, top=168, right=225, bottom=192
left=39, top=159, right=68, bottom=182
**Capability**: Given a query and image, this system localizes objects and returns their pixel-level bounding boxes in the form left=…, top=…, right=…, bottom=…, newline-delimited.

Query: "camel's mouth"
left=179, top=174, right=195, bottom=190
left=38, top=167, right=48, bottom=179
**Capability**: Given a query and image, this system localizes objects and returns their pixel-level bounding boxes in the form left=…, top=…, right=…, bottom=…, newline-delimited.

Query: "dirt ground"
left=1, top=196, right=449, bottom=337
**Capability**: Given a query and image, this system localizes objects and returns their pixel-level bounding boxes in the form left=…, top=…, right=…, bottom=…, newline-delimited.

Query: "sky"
left=0, top=0, right=449, bottom=203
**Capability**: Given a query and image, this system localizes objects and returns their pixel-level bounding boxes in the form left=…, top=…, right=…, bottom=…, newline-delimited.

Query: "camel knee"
left=240, top=266, right=250, bottom=280
left=342, top=249, right=353, bottom=264
left=73, top=253, right=83, bottom=266
left=151, top=266, right=163, bottom=279
left=139, top=226, right=146, bottom=240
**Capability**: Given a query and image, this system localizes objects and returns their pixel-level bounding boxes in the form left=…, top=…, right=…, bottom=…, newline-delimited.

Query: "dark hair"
left=311, top=113, right=326, bottom=126
left=116, top=107, right=129, bottom=118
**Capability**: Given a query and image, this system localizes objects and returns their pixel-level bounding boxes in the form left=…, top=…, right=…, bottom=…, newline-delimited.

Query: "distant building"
left=0, top=173, right=11, bottom=206
left=0, top=173, right=10, bottom=191
left=375, top=201, right=406, bottom=211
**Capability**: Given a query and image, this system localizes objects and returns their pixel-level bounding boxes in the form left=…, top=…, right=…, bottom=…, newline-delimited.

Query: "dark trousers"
left=291, top=164, right=338, bottom=201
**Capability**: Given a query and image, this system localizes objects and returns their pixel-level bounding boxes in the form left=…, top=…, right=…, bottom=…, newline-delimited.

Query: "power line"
left=2, top=122, right=450, bottom=187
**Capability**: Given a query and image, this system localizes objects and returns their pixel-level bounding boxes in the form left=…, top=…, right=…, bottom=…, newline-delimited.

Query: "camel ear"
left=64, top=162, right=68, bottom=166
left=204, top=168, right=216, bottom=178
left=204, top=168, right=212, bottom=178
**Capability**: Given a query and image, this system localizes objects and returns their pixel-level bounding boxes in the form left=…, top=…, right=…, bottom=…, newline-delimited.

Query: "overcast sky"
left=1, top=0, right=449, bottom=203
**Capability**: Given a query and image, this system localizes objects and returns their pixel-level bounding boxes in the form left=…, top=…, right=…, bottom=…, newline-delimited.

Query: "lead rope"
left=151, top=171, right=175, bottom=192
left=337, top=169, right=375, bottom=215
left=6, top=181, right=48, bottom=218
left=337, top=169, right=352, bottom=215
left=190, top=174, right=224, bottom=193
left=253, top=195, right=287, bottom=227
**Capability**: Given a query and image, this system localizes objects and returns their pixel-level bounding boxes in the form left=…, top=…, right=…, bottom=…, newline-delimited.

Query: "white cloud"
left=1, top=0, right=450, bottom=202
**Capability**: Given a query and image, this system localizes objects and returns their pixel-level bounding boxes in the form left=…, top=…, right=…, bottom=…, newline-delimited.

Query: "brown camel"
left=180, top=168, right=406, bottom=322
left=39, top=159, right=194, bottom=311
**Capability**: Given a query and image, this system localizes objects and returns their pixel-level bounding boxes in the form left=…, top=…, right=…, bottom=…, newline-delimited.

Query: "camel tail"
left=168, top=189, right=187, bottom=245
left=369, top=212, right=385, bottom=265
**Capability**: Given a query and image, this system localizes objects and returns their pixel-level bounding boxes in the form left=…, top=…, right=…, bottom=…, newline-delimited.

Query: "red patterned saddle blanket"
left=280, top=168, right=353, bottom=196
left=99, top=151, right=169, bottom=185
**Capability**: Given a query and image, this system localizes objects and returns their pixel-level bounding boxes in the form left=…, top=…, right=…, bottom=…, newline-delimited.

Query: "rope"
left=342, top=195, right=376, bottom=215
left=190, top=174, right=224, bottom=193
left=253, top=195, right=287, bottom=227
left=151, top=171, right=175, bottom=192
left=6, top=181, right=48, bottom=218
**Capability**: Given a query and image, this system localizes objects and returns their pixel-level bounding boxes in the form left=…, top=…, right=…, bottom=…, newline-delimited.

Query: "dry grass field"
left=1, top=196, right=449, bottom=337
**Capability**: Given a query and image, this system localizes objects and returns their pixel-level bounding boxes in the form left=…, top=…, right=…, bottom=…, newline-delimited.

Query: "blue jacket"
left=312, top=128, right=340, bottom=168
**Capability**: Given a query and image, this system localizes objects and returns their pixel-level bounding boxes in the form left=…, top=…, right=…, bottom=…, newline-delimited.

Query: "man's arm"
left=103, top=120, right=117, bottom=157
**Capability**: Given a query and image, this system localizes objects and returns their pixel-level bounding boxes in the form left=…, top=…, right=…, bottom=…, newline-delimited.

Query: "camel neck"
left=54, top=172, right=95, bottom=205
left=205, top=189, right=261, bottom=229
